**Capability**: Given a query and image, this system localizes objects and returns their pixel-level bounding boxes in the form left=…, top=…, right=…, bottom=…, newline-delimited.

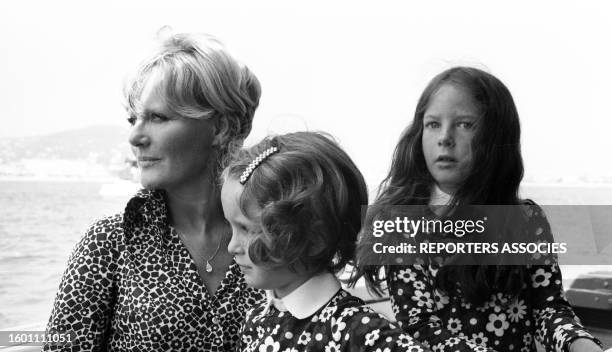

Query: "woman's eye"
left=127, top=116, right=137, bottom=126
left=425, top=121, right=439, bottom=129
left=151, top=113, right=169, bottom=122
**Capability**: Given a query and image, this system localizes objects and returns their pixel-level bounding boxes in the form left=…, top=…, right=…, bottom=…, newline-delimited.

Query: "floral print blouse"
left=44, top=189, right=263, bottom=351
left=387, top=204, right=601, bottom=352
left=240, top=273, right=430, bottom=352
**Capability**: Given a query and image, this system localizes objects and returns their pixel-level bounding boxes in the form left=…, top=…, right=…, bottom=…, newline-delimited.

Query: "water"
left=0, top=180, right=133, bottom=329
left=1, top=180, right=611, bottom=329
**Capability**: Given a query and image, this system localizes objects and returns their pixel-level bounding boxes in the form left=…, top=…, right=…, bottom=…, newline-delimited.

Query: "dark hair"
left=223, top=131, right=368, bottom=275
left=354, top=67, right=526, bottom=303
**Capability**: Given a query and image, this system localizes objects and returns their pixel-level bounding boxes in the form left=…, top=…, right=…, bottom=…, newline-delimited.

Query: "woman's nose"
left=128, top=119, right=150, bottom=148
left=227, top=233, right=243, bottom=256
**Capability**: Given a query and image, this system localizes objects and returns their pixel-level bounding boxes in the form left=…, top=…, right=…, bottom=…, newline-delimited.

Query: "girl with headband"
left=221, top=131, right=430, bottom=351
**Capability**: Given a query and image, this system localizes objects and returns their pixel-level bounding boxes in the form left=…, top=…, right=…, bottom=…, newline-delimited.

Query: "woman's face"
left=128, top=72, right=216, bottom=192
left=221, top=178, right=308, bottom=298
left=422, top=84, right=480, bottom=195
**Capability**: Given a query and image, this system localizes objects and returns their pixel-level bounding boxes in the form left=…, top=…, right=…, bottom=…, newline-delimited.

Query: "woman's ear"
left=211, top=115, right=228, bottom=148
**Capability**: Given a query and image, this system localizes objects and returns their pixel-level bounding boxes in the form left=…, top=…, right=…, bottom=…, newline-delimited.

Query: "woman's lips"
left=137, top=157, right=161, bottom=168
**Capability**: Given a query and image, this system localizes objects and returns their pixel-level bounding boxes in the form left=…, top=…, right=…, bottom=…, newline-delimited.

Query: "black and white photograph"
left=0, top=1, right=611, bottom=351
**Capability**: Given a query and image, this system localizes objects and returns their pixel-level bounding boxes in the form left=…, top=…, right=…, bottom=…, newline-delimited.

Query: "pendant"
left=205, top=261, right=213, bottom=273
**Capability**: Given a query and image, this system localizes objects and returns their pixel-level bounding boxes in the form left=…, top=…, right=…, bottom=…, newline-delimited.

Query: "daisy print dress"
left=239, top=272, right=430, bottom=352
left=388, top=203, right=601, bottom=352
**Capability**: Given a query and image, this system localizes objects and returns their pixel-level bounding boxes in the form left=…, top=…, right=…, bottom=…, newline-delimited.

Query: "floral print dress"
left=240, top=275, right=430, bottom=352
left=387, top=204, right=601, bottom=352
left=44, top=189, right=263, bottom=351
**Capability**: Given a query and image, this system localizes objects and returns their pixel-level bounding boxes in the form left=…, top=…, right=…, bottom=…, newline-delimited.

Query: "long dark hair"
left=354, top=67, right=526, bottom=304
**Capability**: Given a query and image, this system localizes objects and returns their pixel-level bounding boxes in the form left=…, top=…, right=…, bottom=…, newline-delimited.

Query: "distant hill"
left=0, top=125, right=131, bottom=165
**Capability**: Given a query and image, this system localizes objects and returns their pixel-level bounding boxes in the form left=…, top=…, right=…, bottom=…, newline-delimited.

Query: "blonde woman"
left=44, top=31, right=262, bottom=351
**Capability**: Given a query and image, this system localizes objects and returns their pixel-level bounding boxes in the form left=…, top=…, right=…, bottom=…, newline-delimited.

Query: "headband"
left=239, top=146, right=279, bottom=184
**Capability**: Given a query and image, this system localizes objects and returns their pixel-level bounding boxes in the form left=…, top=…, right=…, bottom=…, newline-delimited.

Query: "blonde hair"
left=124, top=30, right=261, bottom=176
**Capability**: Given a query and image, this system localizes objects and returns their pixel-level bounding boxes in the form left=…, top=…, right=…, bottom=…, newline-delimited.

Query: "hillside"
left=0, top=125, right=133, bottom=179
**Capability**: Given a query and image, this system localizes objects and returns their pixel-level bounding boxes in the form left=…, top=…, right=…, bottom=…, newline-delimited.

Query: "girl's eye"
left=424, top=121, right=440, bottom=129
left=457, top=121, right=474, bottom=129
left=247, top=228, right=263, bottom=236
left=127, top=116, right=137, bottom=126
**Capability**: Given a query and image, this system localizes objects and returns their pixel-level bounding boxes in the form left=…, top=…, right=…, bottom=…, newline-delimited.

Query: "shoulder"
left=243, top=300, right=268, bottom=326
left=518, top=199, right=553, bottom=239
left=324, top=291, right=423, bottom=348
left=324, top=290, right=393, bottom=326
left=67, top=213, right=126, bottom=270
left=519, top=199, right=548, bottom=219
left=85, top=213, right=124, bottom=237
left=78, top=213, right=125, bottom=249
left=70, top=189, right=159, bottom=261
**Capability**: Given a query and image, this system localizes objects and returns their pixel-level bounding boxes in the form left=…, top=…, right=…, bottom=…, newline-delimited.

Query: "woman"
left=44, top=31, right=263, bottom=351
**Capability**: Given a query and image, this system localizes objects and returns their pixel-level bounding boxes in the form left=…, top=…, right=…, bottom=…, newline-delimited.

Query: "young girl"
left=355, top=67, right=603, bottom=352
left=220, top=132, right=430, bottom=351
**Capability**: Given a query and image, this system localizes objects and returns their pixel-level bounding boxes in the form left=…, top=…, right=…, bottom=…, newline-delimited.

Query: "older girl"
left=356, top=67, right=603, bottom=352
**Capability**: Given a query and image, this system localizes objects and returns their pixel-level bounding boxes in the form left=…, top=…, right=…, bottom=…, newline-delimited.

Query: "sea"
left=1, top=179, right=611, bottom=329
left=0, top=180, right=134, bottom=329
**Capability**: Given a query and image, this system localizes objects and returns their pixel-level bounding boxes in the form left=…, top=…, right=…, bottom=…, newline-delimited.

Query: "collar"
left=263, top=272, right=341, bottom=319
left=124, top=188, right=166, bottom=221
left=122, top=188, right=169, bottom=241
left=430, top=184, right=453, bottom=206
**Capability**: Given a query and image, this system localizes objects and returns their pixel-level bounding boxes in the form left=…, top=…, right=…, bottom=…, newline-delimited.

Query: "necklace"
left=178, top=230, right=227, bottom=273
left=203, top=236, right=224, bottom=273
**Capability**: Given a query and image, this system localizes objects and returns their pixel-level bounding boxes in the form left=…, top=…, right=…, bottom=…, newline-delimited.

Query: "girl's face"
left=422, top=84, right=480, bottom=195
left=221, top=178, right=309, bottom=298
left=128, top=71, right=216, bottom=193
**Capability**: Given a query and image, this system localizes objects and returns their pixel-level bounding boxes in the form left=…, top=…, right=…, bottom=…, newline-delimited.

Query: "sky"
left=1, top=0, right=611, bottom=185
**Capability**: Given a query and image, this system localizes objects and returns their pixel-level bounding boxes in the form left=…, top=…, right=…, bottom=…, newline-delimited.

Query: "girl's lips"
left=435, top=159, right=457, bottom=169
left=235, top=262, right=251, bottom=270
left=435, top=156, right=457, bottom=162
left=237, top=264, right=251, bottom=272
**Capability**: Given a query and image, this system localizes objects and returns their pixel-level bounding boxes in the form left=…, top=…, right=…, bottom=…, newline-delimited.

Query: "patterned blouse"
left=387, top=203, right=601, bottom=352
left=240, top=273, right=430, bottom=352
left=44, top=189, right=263, bottom=351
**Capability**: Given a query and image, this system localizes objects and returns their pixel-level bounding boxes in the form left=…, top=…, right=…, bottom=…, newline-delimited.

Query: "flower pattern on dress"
left=239, top=289, right=430, bottom=351
left=388, top=202, right=602, bottom=352
left=507, top=299, right=527, bottom=323
left=485, top=313, right=509, bottom=337
left=531, top=268, right=553, bottom=288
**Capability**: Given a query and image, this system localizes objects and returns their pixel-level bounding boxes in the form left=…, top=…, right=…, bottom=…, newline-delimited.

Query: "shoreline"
left=0, top=176, right=133, bottom=183
left=2, top=177, right=612, bottom=188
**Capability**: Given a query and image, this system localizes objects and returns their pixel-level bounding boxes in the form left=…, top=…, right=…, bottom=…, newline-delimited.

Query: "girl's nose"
left=438, top=126, right=455, bottom=148
left=128, top=119, right=150, bottom=148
